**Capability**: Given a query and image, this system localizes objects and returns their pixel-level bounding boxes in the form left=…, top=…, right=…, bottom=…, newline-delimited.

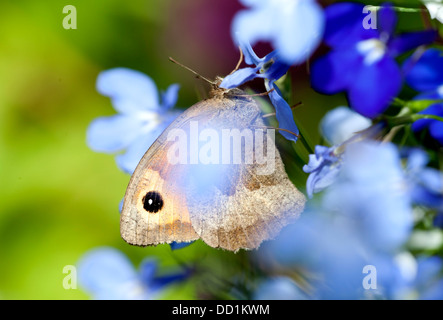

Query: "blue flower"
left=220, top=43, right=290, bottom=89
left=311, top=3, right=436, bottom=118
left=253, top=277, right=309, bottom=300
left=404, top=148, right=443, bottom=212
left=303, top=118, right=383, bottom=198
left=77, top=247, right=189, bottom=300
left=412, top=256, right=443, bottom=300
left=220, top=42, right=299, bottom=142
left=260, top=141, right=422, bottom=299
left=320, top=106, right=372, bottom=146
left=87, top=68, right=182, bottom=174
left=405, top=48, right=443, bottom=145
left=302, top=145, right=342, bottom=198
left=231, top=0, right=324, bottom=65
left=324, top=141, right=413, bottom=252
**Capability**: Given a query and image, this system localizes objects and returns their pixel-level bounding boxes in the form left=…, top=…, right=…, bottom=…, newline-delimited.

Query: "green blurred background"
left=2, top=0, right=427, bottom=299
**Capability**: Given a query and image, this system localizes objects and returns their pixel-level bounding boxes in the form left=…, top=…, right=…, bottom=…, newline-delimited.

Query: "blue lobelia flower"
left=87, top=68, right=182, bottom=174
left=220, top=41, right=299, bottom=142
left=404, top=148, right=443, bottom=214
left=231, top=0, right=325, bottom=65
left=260, top=141, right=421, bottom=299
left=320, top=106, right=372, bottom=146
left=311, top=2, right=436, bottom=118
left=302, top=145, right=342, bottom=198
left=404, top=48, right=443, bottom=145
left=413, top=256, right=443, bottom=300
left=303, top=115, right=383, bottom=198
left=323, top=141, right=414, bottom=252
left=77, top=247, right=190, bottom=300
left=253, top=276, right=309, bottom=300
left=390, top=254, right=443, bottom=299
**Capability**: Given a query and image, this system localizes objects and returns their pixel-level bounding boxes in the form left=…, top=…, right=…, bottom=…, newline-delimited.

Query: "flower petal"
left=253, top=277, right=309, bottom=300
left=348, top=55, right=402, bottom=118
left=139, top=259, right=158, bottom=286
left=412, top=103, right=443, bottom=132
left=77, top=247, right=139, bottom=299
left=311, top=49, right=361, bottom=94
left=87, top=115, right=145, bottom=153
left=170, top=242, right=194, bottom=250
left=232, top=8, right=273, bottom=49
left=429, top=118, right=443, bottom=145
left=378, top=3, right=397, bottom=36
left=324, top=2, right=377, bottom=48
left=263, top=59, right=291, bottom=82
left=236, top=38, right=264, bottom=66
left=274, top=0, right=324, bottom=64
left=267, top=83, right=299, bottom=142
left=161, top=84, right=180, bottom=111
left=220, top=67, right=260, bottom=89
left=405, top=48, right=443, bottom=92
left=388, top=30, right=437, bottom=58
left=320, top=106, right=371, bottom=145
left=97, top=68, right=160, bottom=114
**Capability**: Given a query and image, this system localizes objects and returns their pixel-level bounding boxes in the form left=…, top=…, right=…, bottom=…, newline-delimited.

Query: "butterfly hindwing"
left=120, top=91, right=306, bottom=251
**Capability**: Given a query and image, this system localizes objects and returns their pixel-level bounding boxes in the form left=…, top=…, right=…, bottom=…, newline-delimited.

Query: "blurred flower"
left=311, top=2, right=436, bottom=118
left=304, top=114, right=383, bottom=198
left=325, top=141, right=414, bottom=252
left=396, top=255, right=443, bottom=299
left=220, top=41, right=299, bottom=142
left=423, top=0, right=443, bottom=23
left=231, top=0, right=324, bottom=65
left=77, top=247, right=189, bottom=300
left=253, top=277, right=309, bottom=300
left=320, top=106, right=372, bottom=145
left=404, top=148, right=443, bottom=214
left=261, top=141, right=423, bottom=299
left=87, top=68, right=181, bottom=173
left=303, top=145, right=342, bottom=198
left=405, top=48, right=443, bottom=145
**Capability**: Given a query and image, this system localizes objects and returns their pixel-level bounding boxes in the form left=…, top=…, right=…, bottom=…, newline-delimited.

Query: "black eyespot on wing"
left=142, top=191, right=164, bottom=213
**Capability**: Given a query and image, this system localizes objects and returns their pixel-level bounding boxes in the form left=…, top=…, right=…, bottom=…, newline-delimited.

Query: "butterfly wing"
left=184, top=96, right=306, bottom=251
left=121, top=93, right=306, bottom=250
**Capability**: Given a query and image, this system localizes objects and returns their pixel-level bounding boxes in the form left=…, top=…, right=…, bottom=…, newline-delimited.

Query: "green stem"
left=413, top=114, right=443, bottom=122
left=387, top=113, right=443, bottom=127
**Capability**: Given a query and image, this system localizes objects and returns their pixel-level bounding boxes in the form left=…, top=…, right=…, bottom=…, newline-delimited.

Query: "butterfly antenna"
left=169, top=57, right=216, bottom=85
left=232, top=88, right=275, bottom=98
left=227, top=46, right=244, bottom=76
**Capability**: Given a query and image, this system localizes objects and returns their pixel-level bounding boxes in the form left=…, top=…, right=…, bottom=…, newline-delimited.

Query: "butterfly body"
left=120, top=88, right=306, bottom=251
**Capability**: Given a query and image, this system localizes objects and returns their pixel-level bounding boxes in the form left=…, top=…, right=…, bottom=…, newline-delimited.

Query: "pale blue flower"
left=320, top=106, right=372, bottom=145
left=253, top=277, right=309, bottom=300
left=77, top=247, right=189, bottom=300
left=232, top=0, right=325, bottom=65
left=87, top=68, right=181, bottom=173
left=260, top=141, right=421, bottom=299
left=404, top=148, right=443, bottom=212
left=303, top=145, right=342, bottom=198
left=324, top=141, right=413, bottom=252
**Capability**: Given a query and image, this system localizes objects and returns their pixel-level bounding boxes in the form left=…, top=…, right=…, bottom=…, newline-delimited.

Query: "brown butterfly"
left=120, top=61, right=306, bottom=252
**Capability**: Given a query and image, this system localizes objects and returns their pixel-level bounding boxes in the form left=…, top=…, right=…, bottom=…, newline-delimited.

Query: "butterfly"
left=120, top=63, right=306, bottom=252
